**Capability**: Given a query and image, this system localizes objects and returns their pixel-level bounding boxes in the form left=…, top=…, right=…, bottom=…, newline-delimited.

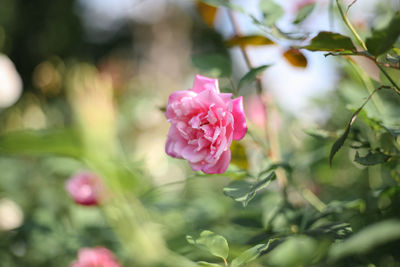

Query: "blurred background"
left=0, top=0, right=400, bottom=266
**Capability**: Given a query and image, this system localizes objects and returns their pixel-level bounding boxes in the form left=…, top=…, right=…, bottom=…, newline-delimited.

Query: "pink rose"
left=71, top=247, right=121, bottom=267
left=65, top=172, right=103, bottom=206
left=165, top=74, right=247, bottom=174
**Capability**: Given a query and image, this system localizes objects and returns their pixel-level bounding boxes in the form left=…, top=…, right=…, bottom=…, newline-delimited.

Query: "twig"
left=227, top=10, right=287, bottom=189
left=336, top=0, right=367, bottom=50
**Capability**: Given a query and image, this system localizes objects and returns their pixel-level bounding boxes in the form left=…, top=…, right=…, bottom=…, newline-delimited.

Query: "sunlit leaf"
left=0, top=129, right=82, bottom=158
left=223, top=172, right=276, bottom=207
left=354, top=151, right=391, bottom=166
left=238, top=65, right=270, bottom=90
left=301, top=31, right=356, bottom=52
left=197, top=2, right=218, bottom=28
left=187, top=230, right=229, bottom=260
left=366, top=11, right=400, bottom=56
left=230, top=141, right=248, bottom=170
left=192, top=52, right=232, bottom=77
left=259, top=0, right=284, bottom=26
left=225, top=35, right=274, bottom=48
left=231, top=241, right=273, bottom=267
left=329, top=220, right=400, bottom=260
left=293, top=3, right=315, bottom=24
left=283, top=48, right=308, bottom=68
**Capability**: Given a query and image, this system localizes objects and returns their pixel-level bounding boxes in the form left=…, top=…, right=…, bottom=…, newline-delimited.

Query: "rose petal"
left=165, top=126, right=185, bottom=158
left=182, top=145, right=207, bottom=163
left=202, top=149, right=231, bottom=174
left=232, top=97, right=247, bottom=140
left=192, top=74, right=219, bottom=93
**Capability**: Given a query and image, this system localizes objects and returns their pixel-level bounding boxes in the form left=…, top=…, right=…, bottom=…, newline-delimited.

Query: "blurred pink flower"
left=244, top=95, right=267, bottom=127
left=65, top=172, right=103, bottom=206
left=71, top=247, right=121, bottom=267
left=165, top=74, right=247, bottom=174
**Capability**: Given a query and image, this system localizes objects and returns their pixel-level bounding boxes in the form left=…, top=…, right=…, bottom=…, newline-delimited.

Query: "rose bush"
left=165, top=74, right=247, bottom=174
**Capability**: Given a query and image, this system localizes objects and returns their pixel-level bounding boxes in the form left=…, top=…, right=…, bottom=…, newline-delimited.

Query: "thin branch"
left=227, top=10, right=287, bottom=189
left=336, top=0, right=367, bottom=50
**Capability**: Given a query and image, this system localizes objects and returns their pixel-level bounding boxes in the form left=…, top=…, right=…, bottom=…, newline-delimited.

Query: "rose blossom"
left=71, top=247, right=121, bottom=267
left=65, top=171, right=103, bottom=206
left=165, top=74, right=247, bottom=174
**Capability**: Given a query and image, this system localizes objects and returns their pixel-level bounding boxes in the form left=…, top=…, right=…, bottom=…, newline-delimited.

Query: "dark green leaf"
left=192, top=53, right=232, bottom=77
left=0, top=129, right=82, bottom=158
left=354, top=151, right=391, bottom=166
left=329, top=220, right=400, bottom=260
left=238, top=65, right=270, bottom=90
left=329, top=124, right=351, bottom=166
left=293, top=3, right=315, bottom=24
left=187, top=230, right=229, bottom=260
left=301, top=31, right=356, bottom=52
left=223, top=172, right=276, bottom=206
left=366, top=11, right=400, bottom=56
left=259, top=0, right=284, bottom=26
left=231, top=242, right=273, bottom=267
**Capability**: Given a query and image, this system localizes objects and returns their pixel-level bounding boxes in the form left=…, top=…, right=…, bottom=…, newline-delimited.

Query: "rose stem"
left=227, top=10, right=288, bottom=189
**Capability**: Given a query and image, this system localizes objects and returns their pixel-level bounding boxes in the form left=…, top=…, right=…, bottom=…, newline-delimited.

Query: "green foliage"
left=187, top=230, right=229, bottom=261
left=354, top=151, right=391, bottom=166
left=223, top=172, right=276, bottom=207
left=231, top=242, right=273, bottom=267
left=259, top=0, right=284, bottom=26
left=0, top=129, right=82, bottom=158
left=301, top=31, right=356, bottom=52
left=329, top=220, right=400, bottom=260
left=293, top=3, right=316, bottom=24
left=266, top=236, right=318, bottom=267
left=366, top=11, right=400, bottom=56
left=237, top=65, right=270, bottom=91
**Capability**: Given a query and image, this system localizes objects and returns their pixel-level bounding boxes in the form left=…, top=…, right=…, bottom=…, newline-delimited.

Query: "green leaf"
left=329, top=220, right=400, bottom=260
left=223, top=172, right=276, bottom=207
left=366, top=11, right=400, bottom=56
left=329, top=124, right=351, bottom=166
left=238, top=65, right=270, bottom=90
left=197, top=261, right=222, bottom=267
left=301, top=31, right=356, bottom=52
left=231, top=242, right=273, bottom=267
left=0, top=129, right=82, bottom=158
left=304, top=128, right=333, bottom=139
left=192, top=53, right=232, bottom=77
left=266, top=236, right=318, bottom=267
left=260, top=0, right=284, bottom=26
left=187, top=230, right=229, bottom=261
left=293, top=3, right=315, bottom=24
left=354, top=151, right=391, bottom=166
